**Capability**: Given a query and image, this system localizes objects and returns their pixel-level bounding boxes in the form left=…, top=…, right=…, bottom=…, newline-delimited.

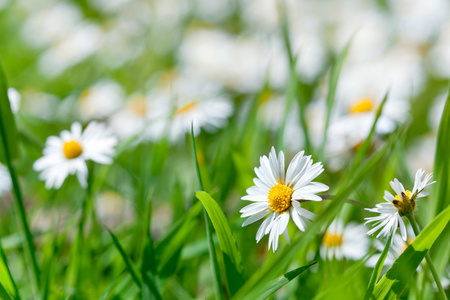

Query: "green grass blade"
left=191, top=125, right=225, bottom=299
left=195, top=191, right=245, bottom=296
left=0, top=59, right=19, bottom=162
left=107, top=228, right=142, bottom=290
left=241, top=262, right=316, bottom=300
left=141, top=198, right=162, bottom=300
left=0, top=281, right=13, bottom=300
left=363, top=232, right=394, bottom=300
left=0, top=240, right=19, bottom=299
left=320, top=40, right=352, bottom=160
left=372, top=204, right=450, bottom=299
left=0, top=60, right=40, bottom=293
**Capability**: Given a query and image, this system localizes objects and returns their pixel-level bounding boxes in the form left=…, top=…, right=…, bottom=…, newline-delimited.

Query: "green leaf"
left=320, top=39, right=352, bottom=159
left=195, top=191, right=245, bottom=296
left=0, top=59, right=19, bottom=163
left=372, top=204, right=450, bottom=299
left=364, top=232, right=394, bottom=300
left=0, top=240, right=18, bottom=299
left=107, top=228, right=142, bottom=290
left=240, top=262, right=316, bottom=300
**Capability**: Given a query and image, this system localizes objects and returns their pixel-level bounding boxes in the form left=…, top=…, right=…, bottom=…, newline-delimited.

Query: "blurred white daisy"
left=78, top=80, right=124, bottom=121
left=167, top=75, right=233, bottom=142
left=320, top=219, right=369, bottom=261
left=109, top=92, right=170, bottom=142
left=365, top=169, right=435, bottom=241
left=34, top=122, right=118, bottom=189
left=240, top=147, right=328, bottom=252
left=8, top=88, right=21, bottom=114
left=0, top=164, right=12, bottom=197
left=366, top=232, right=416, bottom=269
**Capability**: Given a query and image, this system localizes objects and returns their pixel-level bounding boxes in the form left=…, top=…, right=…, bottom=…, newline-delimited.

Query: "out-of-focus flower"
left=0, top=164, right=11, bottom=197
left=34, top=122, right=117, bottom=189
left=320, top=219, right=369, bottom=260
left=78, top=80, right=124, bottom=121
left=95, top=191, right=135, bottom=228
left=167, top=75, right=233, bottom=142
left=241, top=147, right=328, bottom=252
left=109, top=92, right=170, bottom=142
left=21, top=2, right=82, bottom=48
left=366, top=233, right=416, bottom=268
left=38, top=22, right=102, bottom=77
left=8, top=88, right=21, bottom=114
left=365, top=169, right=435, bottom=241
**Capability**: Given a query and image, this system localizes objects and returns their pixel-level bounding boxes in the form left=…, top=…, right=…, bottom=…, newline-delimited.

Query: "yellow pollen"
left=176, top=101, right=197, bottom=114
left=323, top=232, right=343, bottom=247
left=128, top=96, right=147, bottom=116
left=268, top=183, right=293, bottom=213
left=395, top=190, right=412, bottom=202
left=63, top=140, right=83, bottom=159
left=349, top=97, right=375, bottom=114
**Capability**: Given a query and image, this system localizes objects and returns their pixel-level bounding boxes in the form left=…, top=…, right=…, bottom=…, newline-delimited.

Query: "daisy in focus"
left=240, top=147, right=328, bottom=252
left=320, top=219, right=369, bottom=261
left=365, top=168, right=435, bottom=241
left=34, top=122, right=118, bottom=189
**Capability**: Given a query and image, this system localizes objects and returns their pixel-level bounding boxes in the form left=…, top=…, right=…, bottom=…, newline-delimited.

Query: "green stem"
left=407, top=214, right=447, bottom=300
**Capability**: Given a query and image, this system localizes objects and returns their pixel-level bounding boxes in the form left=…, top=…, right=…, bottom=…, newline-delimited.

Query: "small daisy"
left=320, top=219, right=369, bottom=261
left=0, top=164, right=12, bottom=197
left=34, top=122, right=118, bottom=189
left=167, top=75, right=233, bottom=142
left=365, top=169, right=435, bottom=241
left=240, top=147, right=328, bottom=252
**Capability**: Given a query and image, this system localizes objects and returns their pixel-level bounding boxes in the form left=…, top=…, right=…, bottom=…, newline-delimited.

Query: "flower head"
left=240, top=147, right=328, bottom=252
left=34, top=122, right=117, bottom=189
left=320, top=219, right=369, bottom=261
left=365, top=169, right=435, bottom=241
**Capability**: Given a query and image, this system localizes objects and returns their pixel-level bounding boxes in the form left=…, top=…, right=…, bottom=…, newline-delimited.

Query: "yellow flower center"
left=128, top=96, right=147, bottom=116
left=63, top=140, right=83, bottom=159
left=268, top=182, right=293, bottom=213
left=348, top=97, right=375, bottom=114
left=395, top=190, right=412, bottom=202
left=323, top=232, right=343, bottom=247
left=176, top=101, right=197, bottom=114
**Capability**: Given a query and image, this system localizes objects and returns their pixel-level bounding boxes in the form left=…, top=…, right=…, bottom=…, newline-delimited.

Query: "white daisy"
left=33, top=122, right=118, bottom=189
left=167, top=75, right=233, bottom=142
left=365, top=169, right=435, bottom=241
left=240, top=147, right=329, bottom=252
left=0, top=164, right=12, bottom=197
left=320, top=219, right=369, bottom=261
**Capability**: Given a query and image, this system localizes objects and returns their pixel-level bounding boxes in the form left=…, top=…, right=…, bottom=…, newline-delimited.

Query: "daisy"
left=167, top=74, right=233, bottom=142
left=240, top=147, right=328, bottom=252
left=320, top=219, right=369, bottom=261
left=365, top=169, right=435, bottom=241
left=33, top=122, right=118, bottom=189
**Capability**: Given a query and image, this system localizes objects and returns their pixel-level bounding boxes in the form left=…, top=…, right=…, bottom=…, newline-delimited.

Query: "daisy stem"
left=407, top=214, right=447, bottom=300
